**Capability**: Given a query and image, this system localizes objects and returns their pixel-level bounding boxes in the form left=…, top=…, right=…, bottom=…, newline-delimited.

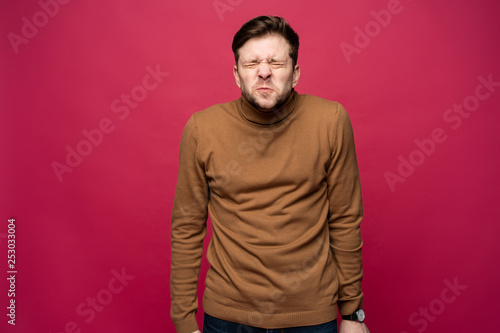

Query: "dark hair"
left=232, top=16, right=299, bottom=67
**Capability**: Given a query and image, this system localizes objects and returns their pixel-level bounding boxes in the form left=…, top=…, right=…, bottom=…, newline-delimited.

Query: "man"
left=171, top=15, right=369, bottom=333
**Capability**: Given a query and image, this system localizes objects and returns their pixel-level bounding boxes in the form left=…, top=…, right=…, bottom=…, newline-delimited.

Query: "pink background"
left=2, top=0, right=500, bottom=332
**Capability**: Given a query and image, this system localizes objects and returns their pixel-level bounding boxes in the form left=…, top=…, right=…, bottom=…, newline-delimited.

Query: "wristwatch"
left=342, top=309, right=365, bottom=322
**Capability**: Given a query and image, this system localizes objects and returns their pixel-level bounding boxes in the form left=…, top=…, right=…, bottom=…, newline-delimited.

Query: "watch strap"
left=342, top=309, right=365, bottom=322
left=341, top=313, right=358, bottom=321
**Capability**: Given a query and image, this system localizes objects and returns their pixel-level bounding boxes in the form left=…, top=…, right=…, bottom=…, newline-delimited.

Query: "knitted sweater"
left=170, top=90, right=364, bottom=333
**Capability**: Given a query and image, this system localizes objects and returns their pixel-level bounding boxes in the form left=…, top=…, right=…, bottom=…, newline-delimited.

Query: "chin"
left=254, top=95, right=279, bottom=109
left=256, top=101, right=278, bottom=111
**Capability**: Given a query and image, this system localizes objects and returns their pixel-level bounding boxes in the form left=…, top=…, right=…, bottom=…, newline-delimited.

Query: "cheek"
left=275, top=72, right=294, bottom=87
left=241, top=73, right=257, bottom=87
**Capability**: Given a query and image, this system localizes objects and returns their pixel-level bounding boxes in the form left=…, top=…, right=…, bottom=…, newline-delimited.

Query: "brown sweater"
left=170, top=90, right=364, bottom=333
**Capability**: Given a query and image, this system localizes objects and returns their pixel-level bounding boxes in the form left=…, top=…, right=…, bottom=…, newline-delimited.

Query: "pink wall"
left=2, top=0, right=499, bottom=332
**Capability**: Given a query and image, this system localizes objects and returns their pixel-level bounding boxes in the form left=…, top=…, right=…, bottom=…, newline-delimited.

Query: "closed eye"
left=243, top=62, right=259, bottom=69
left=269, top=61, right=286, bottom=68
left=242, top=60, right=287, bottom=69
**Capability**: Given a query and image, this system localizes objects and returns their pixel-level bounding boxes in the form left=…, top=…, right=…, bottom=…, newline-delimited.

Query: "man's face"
left=233, top=34, right=300, bottom=112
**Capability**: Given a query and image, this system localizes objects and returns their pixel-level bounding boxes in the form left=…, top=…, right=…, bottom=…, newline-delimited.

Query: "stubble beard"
left=242, top=82, right=293, bottom=112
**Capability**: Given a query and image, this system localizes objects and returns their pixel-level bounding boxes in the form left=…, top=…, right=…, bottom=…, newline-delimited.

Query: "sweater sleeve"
left=170, top=115, right=209, bottom=333
left=326, top=103, right=364, bottom=315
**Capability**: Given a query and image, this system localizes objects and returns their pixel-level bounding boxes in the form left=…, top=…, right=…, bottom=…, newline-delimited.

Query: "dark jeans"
left=203, top=313, right=338, bottom=333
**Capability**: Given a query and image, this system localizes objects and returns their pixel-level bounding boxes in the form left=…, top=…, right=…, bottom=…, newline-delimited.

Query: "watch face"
left=356, top=309, right=365, bottom=322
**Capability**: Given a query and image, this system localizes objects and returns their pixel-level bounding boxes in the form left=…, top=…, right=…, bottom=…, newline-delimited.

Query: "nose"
left=257, top=62, right=272, bottom=80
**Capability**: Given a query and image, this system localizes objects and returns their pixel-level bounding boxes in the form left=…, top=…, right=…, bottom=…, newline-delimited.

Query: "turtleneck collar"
left=237, top=90, right=299, bottom=126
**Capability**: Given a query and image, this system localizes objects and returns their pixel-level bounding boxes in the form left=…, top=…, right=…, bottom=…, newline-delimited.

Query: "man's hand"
left=339, top=320, right=370, bottom=333
left=191, top=330, right=201, bottom=333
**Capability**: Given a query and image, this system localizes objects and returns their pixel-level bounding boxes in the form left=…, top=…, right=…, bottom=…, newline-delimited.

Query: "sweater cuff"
left=172, top=313, right=199, bottom=333
left=338, top=293, right=363, bottom=316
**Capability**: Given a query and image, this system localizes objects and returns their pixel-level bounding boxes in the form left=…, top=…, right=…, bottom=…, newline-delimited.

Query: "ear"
left=292, top=64, right=300, bottom=88
left=233, top=65, right=241, bottom=88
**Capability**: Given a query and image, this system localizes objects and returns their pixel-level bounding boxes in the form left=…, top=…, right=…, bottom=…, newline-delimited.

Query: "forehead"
left=238, top=34, right=291, bottom=61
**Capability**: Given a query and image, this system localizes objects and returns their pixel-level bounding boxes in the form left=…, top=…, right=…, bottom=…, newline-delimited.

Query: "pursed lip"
left=256, top=87, right=274, bottom=92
